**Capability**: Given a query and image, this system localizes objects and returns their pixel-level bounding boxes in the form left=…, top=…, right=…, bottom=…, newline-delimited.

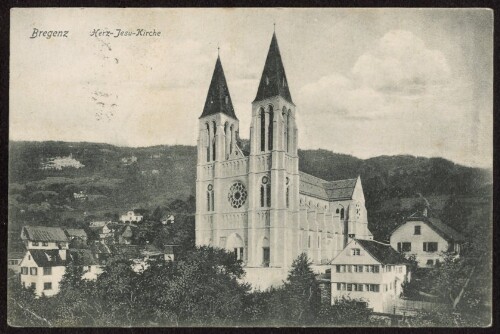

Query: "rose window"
left=228, top=182, right=247, bottom=208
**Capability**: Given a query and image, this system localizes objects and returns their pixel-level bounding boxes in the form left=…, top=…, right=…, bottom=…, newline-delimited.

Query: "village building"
left=8, top=251, right=25, bottom=274
left=64, top=228, right=88, bottom=243
left=161, top=215, right=175, bottom=225
left=195, top=32, right=373, bottom=289
left=115, top=225, right=134, bottom=245
left=330, top=239, right=409, bottom=313
left=21, top=226, right=70, bottom=250
left=120, top=210, right=144, bottom=223
left=18, top=248, right=102, bottom=297
left=389, top=212, right=465, bottom=268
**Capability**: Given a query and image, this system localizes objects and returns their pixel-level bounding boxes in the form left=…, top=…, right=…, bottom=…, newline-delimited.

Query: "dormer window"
left=266, top=76, right=269, bottom=85
left=225, top=96, right=229, bottom=104
left=283, top=78, right=287, bottom=87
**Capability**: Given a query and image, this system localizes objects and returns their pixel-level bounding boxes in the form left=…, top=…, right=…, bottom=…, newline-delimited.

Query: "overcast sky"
left=10, top=8, right=493, bottom=168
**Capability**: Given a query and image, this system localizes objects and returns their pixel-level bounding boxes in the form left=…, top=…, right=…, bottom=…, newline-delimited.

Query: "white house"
left=389, top=213, right=465, bottom=268
left=330, top=239, right=409, bottom=313
left=18, top=249, right=102, bottom=297
left=120, top=211, right=144, bottom=223
left=8, top=251, right=25, bottom=274
left=21, top=226, right=70, bottom=250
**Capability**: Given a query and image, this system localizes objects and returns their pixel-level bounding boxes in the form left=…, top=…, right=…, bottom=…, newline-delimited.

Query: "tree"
left=282, top=253, right=322, bottom=325
left=317, top=296, right=372, bottom=326
left=131, top=246, right=250, bottom=326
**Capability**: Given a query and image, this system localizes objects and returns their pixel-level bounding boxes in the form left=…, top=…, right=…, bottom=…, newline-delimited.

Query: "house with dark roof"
left=18, top=248, right=102, bottom=297
left=21, top=226, right=70, bottom=250
left=330, top=238, right=410, bottom=313
left=389, top=212, right=466, bottom=268
left=64, top=228, right=88, bottom=242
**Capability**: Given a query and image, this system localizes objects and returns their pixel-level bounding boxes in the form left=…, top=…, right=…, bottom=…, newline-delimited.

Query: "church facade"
left=195, top=32, right=373, bottom=278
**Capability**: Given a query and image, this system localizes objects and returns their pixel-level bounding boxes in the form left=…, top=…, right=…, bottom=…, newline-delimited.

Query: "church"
left=195, top=31, right=373, bottom=287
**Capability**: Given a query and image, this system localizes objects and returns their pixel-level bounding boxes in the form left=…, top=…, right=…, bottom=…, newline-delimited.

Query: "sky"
left=10, top=8, right=493, bottom=168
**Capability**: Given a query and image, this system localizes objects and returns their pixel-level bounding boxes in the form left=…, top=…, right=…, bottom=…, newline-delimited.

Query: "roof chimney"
left=59, top=249, right=67, bottom=261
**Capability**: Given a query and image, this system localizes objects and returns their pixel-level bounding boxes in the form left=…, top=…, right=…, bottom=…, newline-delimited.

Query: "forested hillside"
left=8, top=141, right=492, bottom=243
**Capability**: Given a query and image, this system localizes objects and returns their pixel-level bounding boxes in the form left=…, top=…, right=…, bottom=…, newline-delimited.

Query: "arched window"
left=340, top=208, right=345, bottom=219
left=286, top=187, right=290, bottom=208
left=268, top=105, right=274, bottom=151
left=260, top=108, right=265, bottom=152
left=282, top=106, right=288, bottom=153
left=260, top=176, right=271, bottom=208
left=212, top=121, right=217, bottom=161
left=229, top=124, right=234, bottom=155
left=288, top=109, right=292, bottom=152
left=286, top=177, right=290, bottom=208
left=207, top=184, right=214, bottom=211
left=206, top=123, right=210, bottom=162
left=224, top=122, right=229, bottom=160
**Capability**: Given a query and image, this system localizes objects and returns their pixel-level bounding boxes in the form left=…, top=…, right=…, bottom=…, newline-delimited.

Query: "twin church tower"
left=195, top=32, right=372, bottom=279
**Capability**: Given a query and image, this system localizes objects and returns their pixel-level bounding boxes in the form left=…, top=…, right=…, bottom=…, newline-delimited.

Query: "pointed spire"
left=200, top=55, right=237, bottom=119
left=253, top=32, right=293, bottom=104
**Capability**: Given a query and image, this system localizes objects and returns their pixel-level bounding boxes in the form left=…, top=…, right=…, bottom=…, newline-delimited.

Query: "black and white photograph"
left=6, top=7, right=493, bottom=327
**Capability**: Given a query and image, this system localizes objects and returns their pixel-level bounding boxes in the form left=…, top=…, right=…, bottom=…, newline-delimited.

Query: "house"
left=389, top=213, right=465, bottom=268
left=161, top=215, right=175, bottom=225
left=64, top=228, right=88, bottom=243
left=116, top=225, right=134, bottom=245
left=330, top=239, right=409, bottom=313
left=88, top=224, right=114, bottom=244
left=8, top=251, right=25, bottom=274
left=18, top=249, right=102, bottom=297
left=120, top=210, right=143, bottom=223
left=73, top=191, right=88, bottom=201
left=89, top=220, right=110, bottom=228
left=21, top=226, right=69, bottom=250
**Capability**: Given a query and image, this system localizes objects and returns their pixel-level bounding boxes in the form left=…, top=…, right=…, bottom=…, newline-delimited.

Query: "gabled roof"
left=64, top=228, right=87, bottom=239
left=200, top=56, right=237, bottom=120
left=299, top=171, right=329, bottom=200
left=299, top=172, right=358, bottom=202
left=355, top=239, right=408, bottom=265
left=324, top=178, right=358, bottom=201
left=29, top=249, right=99, bottom=267
left=254, top=32, right=293, bottom=104
left=8, top=251, right=26, bottom=260
left=22, top=226, right=69, bottom=242
left=67, top=249, right=98, bottom=266
left=405, top=216, right=466, bottom=242
left=29, top=249, right=66, bottom=267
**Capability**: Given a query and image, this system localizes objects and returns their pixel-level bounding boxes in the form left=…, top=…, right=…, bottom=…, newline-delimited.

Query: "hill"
left=8, top=141, right=492, bottom=242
